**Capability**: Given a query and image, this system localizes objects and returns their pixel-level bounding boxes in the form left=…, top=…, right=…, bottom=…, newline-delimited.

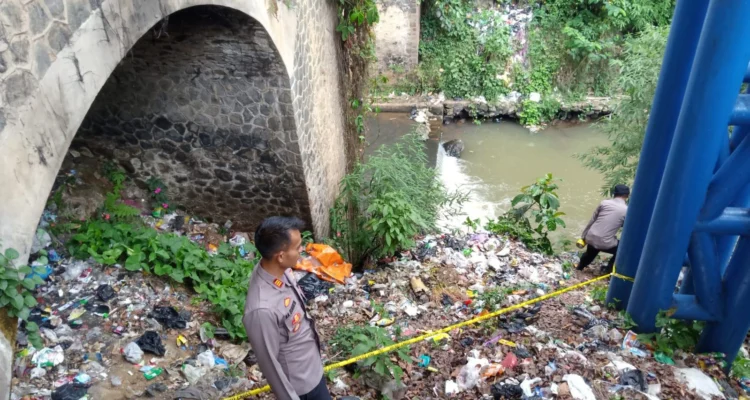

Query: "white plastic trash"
left=123, top=342, right=143, bottom=364
left=197, top=350, right=216, bottom=368
left=674, top=368, right=725, bottom=400
left=562, top=374, right=596, bottom=400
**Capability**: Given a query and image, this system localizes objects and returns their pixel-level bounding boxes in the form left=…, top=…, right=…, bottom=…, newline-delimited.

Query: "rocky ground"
left=10, top=219, right=750, bottom=399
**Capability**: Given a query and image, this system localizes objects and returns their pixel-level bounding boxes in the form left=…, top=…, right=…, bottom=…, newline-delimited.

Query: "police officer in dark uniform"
left=243, top=217, right=331, bottom=400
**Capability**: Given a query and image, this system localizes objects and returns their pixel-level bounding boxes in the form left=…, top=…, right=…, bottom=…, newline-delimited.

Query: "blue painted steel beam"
left=729, top=95, right=750, bottom=125
left=686, top=232, right=722, bottom=318
left=606, top=0, right=710, bottom=308
left=626, top=0, right=750, bottom=333
left=671, top=294, right=720, bottom=321
left=699, top=128, right=750, bottom=221
left=694, top=207, right=750, bottom=235
left=698, top=236, right=750, bottom=370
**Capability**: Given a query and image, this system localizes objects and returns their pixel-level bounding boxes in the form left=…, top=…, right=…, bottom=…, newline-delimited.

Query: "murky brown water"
left=366, top=113, right=610, bottom=242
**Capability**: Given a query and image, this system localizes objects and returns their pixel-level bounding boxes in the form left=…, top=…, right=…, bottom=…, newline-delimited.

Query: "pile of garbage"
left=270, top=232, right=749, bottom=400
left=11, top=232, right=264, bottom=400
left=11, top=173, right=750, bottom=400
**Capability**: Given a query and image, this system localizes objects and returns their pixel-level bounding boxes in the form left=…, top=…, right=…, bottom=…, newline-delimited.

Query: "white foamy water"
left=436, top=144, right=505, bottom=231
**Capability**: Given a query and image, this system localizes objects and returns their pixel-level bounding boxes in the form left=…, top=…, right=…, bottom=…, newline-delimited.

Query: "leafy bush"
left=330, top=133, right=457, bottom=267
left=578, top=25, right=669, bottom=195
left=68, top=220, right=257, bottom=339
left=418, top=0, right=512, bottom=100
left=0, top=246, right=45, bottom=349
left=485, top=174, right=565, bottom=255
left=529, top=0, right=674, bottom=95
left=329, top=325, right=412, bottom=383
left=637, top=309, right=704, bottom=357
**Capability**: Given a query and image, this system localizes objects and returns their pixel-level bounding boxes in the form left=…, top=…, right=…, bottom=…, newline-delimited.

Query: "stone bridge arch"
left=0, top=0, right=346, bottom=391
left=0, top=0, right=346, bottom=254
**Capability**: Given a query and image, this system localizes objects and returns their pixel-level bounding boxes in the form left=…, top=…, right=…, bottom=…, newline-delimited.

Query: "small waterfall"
left=435, top=142, right=500, bottom=231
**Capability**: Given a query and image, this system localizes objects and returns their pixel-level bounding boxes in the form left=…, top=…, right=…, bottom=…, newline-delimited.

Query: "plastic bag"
left=136, top=331, right=165, bottom=356
left=619, top=369, right=647, bottom=391
left=297, top=273, right=333, bottom=303
left=491, top=383, right=523, bottom=400
left=197, top=350, right=216, bottom=368
left=51, top=383, right=87, bottom=400
left=124, top=342, right=143, bottom=364
left=294, top=243, right=352, bottom=284
left=183, top=364, right=207, bottom=385
left=32, top=346, right=64, bottom=367
left=457, top=356, right=489, bottom=390
left=96, top=284, right=116, bottom=302
left=148, top=306, right=188, bottom=329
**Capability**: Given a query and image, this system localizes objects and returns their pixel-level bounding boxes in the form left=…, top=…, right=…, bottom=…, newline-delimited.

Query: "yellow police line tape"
left=223, top=266, right=634, bottom=400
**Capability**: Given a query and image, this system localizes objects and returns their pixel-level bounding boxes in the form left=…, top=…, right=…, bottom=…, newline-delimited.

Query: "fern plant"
left=101, top=162, right=140, bottom=220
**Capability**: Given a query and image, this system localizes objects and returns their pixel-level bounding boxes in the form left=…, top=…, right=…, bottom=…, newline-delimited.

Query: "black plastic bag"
left=491, top=383, right=523, bottom=399
left=149, top=306, right=188, bottom=329
left=52, top=384, right=88, bottom=400
left=619, top=369, right=647, bottom=391
left=512, top=347, right=532, bottom=359
left=298, top=273, right=333, bottom=303
left=136, top=331, right=166, bottom=356
left=96, top=284, right=116, bottom=302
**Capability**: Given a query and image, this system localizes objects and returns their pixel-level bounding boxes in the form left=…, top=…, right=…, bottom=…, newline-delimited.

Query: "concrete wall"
left=373, top=0, right=420, bottom=75
left=0, top=0, right=347, bottom=396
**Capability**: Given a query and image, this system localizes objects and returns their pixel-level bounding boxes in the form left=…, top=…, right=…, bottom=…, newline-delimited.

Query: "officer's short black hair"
left=254, top=216, right=306, bottom=259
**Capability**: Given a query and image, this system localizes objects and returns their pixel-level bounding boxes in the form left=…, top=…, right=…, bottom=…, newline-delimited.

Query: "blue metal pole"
left=606, top=0, right=709, bottom=308
left=697, top=236, right=750, bottom=371
left=685, top=232, right=722, bottom=318
left=626, top=0, right=750, bottom=333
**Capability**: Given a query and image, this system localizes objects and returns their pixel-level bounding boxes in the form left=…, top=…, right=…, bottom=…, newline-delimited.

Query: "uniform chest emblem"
left=284, top=297, right=291, bottom=307
left=292, top=313, right=301, bottom=324
left=273, top=279, right=283, bottom=288
left=292, top=323, right=301, bottom=333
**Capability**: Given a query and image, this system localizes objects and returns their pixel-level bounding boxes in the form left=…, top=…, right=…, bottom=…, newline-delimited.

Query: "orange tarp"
left=294, top=243, right=352, bottom=284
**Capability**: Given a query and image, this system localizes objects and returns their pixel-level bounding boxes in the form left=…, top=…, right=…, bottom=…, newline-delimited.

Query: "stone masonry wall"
left=290, top=0, right=348, bottom=237
left=373, top=0, right=420, bottom=75
left=74, top=6, right=310, bottom=230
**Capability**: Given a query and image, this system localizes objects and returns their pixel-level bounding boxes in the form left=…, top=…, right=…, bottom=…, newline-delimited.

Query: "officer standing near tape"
left=243, top=216, right=331, bottom=400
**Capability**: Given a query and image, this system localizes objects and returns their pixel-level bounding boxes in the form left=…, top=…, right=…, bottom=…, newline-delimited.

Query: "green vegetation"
left=329, top=325, right=412, bottom=383
left=589, top=284, right=608, bottom=304
left=485, top=174, right=565, bottom=255
left=101, top=162, right=140, bottom=220
left=330, top=133, right=459, bottom=267
left=578, top=25, right=669, bottom=194
left=528, top=0, right=674, bottom=97
left=68, top=220, right=257, bottom=340
left=0, top=246, right=45, bottom=349
left=415, top=1, right=513, bottom=100
left=732, top=356, right=750, bottom=379
left=478, top=288, right=505, bottom=311
left=637, top=309, right=704, bottom=357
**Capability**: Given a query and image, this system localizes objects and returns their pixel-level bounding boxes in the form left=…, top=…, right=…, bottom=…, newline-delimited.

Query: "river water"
left=367, top=113, right=610, bottom=243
